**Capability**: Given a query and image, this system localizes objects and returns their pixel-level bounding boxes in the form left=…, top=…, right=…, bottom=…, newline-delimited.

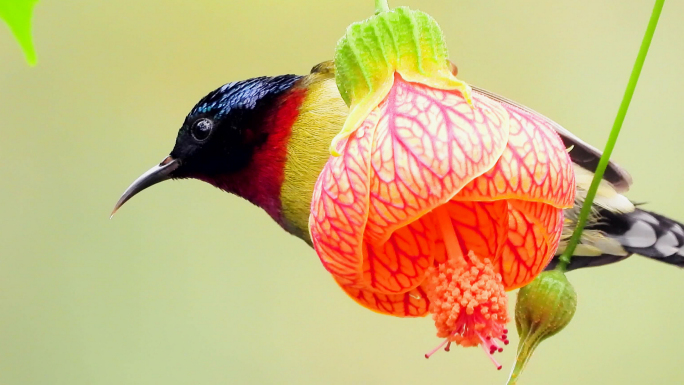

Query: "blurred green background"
left=1, top=1, right=683, bottom=384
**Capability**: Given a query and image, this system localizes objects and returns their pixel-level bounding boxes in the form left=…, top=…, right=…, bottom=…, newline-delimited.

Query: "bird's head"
left=112, top=74, right=303, bottom=217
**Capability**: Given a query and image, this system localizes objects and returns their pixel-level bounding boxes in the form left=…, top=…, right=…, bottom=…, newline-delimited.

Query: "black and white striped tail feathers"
left=547, top=208, right=684, bottom=271
left=597, top=208, right=684, bottom=266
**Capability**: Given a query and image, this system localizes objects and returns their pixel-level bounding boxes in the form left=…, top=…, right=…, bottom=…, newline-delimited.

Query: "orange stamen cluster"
left=425, top=252, right=509, bottom=341
left=423, top=207, right=510, bottom=369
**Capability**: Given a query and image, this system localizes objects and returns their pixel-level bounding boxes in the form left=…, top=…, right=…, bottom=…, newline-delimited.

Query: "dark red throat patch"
left=200, top=88, right=307, bottom=225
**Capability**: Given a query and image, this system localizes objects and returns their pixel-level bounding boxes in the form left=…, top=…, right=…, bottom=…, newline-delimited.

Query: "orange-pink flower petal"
left=458, top=100, right=575, bottom=209
left=436, top=200, right=509, bottom=266
left=339, top=282, right=429, bottom=317
left=499, top=200, right=564, bottom=289
left=309, top=113, right=375, bottom=287
left=362, top=216, right=437, bottom=293
left=365, top=75, right=510, bottom=245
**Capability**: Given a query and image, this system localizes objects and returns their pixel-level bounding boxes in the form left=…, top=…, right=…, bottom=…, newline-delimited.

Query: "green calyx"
left=331, top=5, right=471, bottom=155
left=335, top=6, right=449, bottom=107
left=507, top=271, right=577, bottom=385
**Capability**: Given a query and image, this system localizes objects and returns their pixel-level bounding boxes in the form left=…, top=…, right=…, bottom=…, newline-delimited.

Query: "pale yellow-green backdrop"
left=1, top=1, right=683, bottom=384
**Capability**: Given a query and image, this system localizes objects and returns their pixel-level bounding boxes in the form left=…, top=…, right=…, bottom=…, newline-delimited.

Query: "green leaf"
left=0, top=0, right=39, bottom=66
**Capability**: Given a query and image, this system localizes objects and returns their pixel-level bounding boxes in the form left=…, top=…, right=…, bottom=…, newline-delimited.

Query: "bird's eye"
left=191, top=118, right=213, bottom=142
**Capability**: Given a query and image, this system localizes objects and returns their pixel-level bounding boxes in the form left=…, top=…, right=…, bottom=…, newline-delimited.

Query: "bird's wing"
left=471, top=86, right=633, bottom=193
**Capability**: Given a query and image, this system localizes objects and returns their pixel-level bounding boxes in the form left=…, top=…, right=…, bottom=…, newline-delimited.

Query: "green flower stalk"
left=556, top=0, right=665, bottom=271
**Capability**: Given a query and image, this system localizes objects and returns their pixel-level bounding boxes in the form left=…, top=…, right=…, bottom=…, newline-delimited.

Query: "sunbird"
left=113, top=60, right=684, bottom=272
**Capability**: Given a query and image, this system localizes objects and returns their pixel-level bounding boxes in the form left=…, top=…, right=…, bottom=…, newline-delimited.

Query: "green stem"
left=556, top=0, right=665, bottom=272
left=506, top=334, right=543, bottom=385
left=375, top=0, right=390, bottom=14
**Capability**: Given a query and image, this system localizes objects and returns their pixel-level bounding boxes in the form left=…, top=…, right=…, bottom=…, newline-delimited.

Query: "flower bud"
left=507, top=271, right=577, bottom=385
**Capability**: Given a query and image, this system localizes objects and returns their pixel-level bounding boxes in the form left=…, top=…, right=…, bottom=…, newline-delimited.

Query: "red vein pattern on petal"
left=362, top=216, right=437, bottom=293
left=458, top=101, right=575, bottom=209
left=338, top=279, right=429, bottom=317
left=309, top=111, right=377, bottom=287
left=365, top=74, right=510, bottom=246
left=439, top=200, right=509, bottom=265
left=499, top=200, right=564, bottom=290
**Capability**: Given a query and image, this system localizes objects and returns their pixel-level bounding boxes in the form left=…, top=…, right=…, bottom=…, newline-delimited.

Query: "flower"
left=309, top=6, right=575, bottom=368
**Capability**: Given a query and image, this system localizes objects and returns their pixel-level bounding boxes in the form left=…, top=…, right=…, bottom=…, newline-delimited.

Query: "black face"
left=169, top=108, right=255, bottom=178
left=111, top=74, right=303, bottom=216
left=168, top=75, right=302, bottom=179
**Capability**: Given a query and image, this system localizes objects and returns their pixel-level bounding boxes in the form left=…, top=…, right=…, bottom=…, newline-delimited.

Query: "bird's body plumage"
left=115, top=60, right=684, bottom=272
left=280, top=62, right=348, bottom=241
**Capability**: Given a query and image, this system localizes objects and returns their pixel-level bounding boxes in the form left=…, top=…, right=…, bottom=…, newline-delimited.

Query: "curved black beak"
left=111, top=156, right=181, bottom=217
